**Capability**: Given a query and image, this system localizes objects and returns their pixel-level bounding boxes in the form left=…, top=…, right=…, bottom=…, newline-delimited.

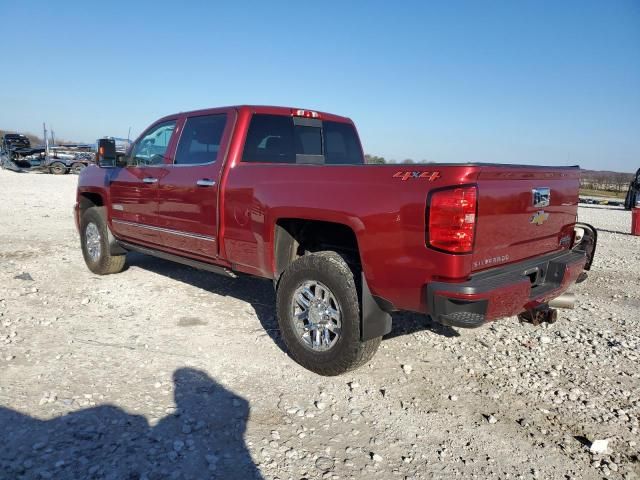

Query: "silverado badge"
left=530, top=210, right=550, bottom=226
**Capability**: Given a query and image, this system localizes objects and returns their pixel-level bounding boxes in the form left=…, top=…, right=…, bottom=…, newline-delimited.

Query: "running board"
left=118, top=241, right=237, bottom=278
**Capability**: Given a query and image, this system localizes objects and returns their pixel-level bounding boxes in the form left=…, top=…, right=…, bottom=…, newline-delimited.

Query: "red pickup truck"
left=76, top=105, right=596, bottom=375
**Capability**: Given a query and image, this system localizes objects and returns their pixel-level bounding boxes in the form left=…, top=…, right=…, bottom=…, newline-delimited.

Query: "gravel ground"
left=1, top=168, right=639, bottom=480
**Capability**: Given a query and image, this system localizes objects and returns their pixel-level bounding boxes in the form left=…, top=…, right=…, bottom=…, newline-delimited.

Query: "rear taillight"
left=427, top=185, right=477, bottom=254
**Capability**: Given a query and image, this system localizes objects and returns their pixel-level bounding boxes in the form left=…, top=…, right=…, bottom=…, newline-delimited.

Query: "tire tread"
left=276, top=250, right=381, bottom=376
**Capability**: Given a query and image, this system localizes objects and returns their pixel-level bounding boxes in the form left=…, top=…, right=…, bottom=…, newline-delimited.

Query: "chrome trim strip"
left=112, top=219, right=216, bottom=242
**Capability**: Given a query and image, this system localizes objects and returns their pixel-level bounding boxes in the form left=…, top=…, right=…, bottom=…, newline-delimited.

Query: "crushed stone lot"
left=1, top=168, right=639, bottom=480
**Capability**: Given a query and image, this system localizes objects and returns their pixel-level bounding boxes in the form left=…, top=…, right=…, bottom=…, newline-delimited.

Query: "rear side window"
left=242, top=114, right=363, bottom=164
left=243, top=115, right=295, bottom=163
left=174, top=114, right=227, bottom=165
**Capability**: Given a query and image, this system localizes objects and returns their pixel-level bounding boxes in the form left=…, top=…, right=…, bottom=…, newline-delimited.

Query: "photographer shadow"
left=0, top=368, right=262, bottom=479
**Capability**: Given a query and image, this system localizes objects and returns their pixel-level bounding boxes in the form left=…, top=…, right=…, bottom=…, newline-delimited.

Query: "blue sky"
left=1, top=1, right=638, bottom=172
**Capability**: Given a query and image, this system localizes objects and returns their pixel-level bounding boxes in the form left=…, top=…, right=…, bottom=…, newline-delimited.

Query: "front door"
left=156, top=111, right=233, bottom=258
left=109, top=120, right=178, bottom=246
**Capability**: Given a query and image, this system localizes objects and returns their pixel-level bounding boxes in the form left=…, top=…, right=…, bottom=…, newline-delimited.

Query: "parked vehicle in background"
left=624, top=168, right=640, bottom=209
left=75, top=105, right=597, bottom=375
left=43, top=155, right=87, bottom=175
left=1, top=133, right=45, bottom=167
left=43, top=146, right=95, bottom=174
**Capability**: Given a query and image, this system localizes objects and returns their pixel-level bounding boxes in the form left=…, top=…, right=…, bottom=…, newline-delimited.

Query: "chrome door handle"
left=196, top=179, right=216, bottom=187
left=143, top=177, right=158, bottom=184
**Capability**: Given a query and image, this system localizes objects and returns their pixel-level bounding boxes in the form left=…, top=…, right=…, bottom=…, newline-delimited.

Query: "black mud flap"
left=573, top=222, right=597, bottom=271
left=360, top=273, right=392, bottom=341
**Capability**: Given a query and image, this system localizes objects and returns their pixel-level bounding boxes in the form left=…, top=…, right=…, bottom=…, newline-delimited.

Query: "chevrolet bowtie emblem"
left=530, top=210, right=550, bottom=226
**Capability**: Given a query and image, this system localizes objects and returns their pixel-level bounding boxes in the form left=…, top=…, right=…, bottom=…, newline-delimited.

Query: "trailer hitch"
left=518, top=306, right=558, bottom=326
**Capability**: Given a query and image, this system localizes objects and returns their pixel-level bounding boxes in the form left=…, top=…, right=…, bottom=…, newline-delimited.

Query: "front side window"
left=128, top=121, right=176, bottom=166
left=174, top=114, right=227, bottom=165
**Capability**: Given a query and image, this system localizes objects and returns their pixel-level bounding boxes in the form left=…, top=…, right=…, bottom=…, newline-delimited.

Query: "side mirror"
left=96, top=138, right=117, bottom=168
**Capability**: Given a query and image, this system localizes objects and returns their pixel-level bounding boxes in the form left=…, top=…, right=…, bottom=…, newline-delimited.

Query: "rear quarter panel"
left=222, top=163, right=479, bottom=312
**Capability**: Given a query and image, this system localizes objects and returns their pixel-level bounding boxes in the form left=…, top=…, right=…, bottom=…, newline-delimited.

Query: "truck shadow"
left=595, top=228, right=632, bottom=236
left=127, top=253, right=459, bottom=348
left=385, top=312, right=460, bottom=338
left=0, top=368, right=262, bottom=479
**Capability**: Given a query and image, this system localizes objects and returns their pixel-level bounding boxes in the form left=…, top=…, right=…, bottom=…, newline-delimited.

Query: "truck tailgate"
left=472, top=166, right=580, bottom=272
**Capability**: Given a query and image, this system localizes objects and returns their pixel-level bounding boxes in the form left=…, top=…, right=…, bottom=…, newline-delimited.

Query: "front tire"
left=276, top=251, right=381, bottom=376
left=80, top=207, right=126, bottom=275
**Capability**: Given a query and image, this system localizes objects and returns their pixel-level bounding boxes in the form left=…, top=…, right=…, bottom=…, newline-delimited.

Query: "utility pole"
left=43, top=123, right=49, bottom=157
left=51, top=129, right=55, bottom=146
left=127, top=126, right=131, bottom=142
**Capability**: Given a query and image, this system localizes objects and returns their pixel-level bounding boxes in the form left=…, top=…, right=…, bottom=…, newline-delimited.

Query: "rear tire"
left=80, top=207, right=126, bottom=275
left=276, top=251, right=381, bottom=376
left=50, top=162, right=67, bottom=175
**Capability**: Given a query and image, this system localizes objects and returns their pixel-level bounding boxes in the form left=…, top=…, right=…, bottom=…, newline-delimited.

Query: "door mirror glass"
left=96, top=138, right=117, bottom=168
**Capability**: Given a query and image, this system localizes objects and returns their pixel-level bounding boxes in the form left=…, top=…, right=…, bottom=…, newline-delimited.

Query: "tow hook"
left=518, top=306, right=558, bottom=326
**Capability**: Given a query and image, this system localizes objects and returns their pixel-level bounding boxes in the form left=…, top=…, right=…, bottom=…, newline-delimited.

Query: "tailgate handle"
left=142, top=177, right=158, bottom=184
left=532, top=187, right=550, bottom=207
left=197, top=179, right=216, bottom=187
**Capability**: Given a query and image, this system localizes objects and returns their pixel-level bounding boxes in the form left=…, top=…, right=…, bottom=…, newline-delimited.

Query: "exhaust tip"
left=548, top=293, right=576, bottom=310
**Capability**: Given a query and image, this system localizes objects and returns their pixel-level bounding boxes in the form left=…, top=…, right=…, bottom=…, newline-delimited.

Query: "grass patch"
left=579, top=188, right=626, bottom=199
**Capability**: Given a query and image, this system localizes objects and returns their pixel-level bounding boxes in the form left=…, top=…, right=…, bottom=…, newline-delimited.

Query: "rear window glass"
left=242, top=114, right=363, bottom=164
left=175, top=114, right=227, bottom=165
left=295, top=126, right=322, bottom=155
left=323, top=121, right=363, bottom=165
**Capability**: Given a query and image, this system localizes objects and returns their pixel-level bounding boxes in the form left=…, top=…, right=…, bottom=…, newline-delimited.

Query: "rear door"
left=471, top=167, right=580, bottom=271
left=155, top=110, right=234, bottom=258
left=109, top=120, right=178, bottom=245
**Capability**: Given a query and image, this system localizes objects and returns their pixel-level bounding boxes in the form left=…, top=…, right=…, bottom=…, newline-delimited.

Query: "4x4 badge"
left=393, top=171, right=441, bottom=181
left=530, top=210, right=550, bottom=226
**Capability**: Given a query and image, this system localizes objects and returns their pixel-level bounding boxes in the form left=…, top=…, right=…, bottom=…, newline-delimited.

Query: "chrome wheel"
left=85, top=222, right=101, bottom=262
left=292, top=280, right=342, bottom=351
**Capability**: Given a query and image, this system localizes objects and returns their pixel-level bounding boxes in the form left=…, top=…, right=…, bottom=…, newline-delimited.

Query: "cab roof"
left=157, top=105, right=353, bottom=125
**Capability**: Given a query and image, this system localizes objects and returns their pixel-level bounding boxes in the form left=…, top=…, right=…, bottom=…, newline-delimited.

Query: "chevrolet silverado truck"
left=75, top=105, right=597, bottom=375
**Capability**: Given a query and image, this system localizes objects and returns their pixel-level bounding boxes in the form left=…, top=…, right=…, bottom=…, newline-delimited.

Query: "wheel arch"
left=273, top=217, right=392, bottom=341
left=78, top=191, right=104, bottom=212
left=273, top=218, right=361, bottom=281
left=77, top=192, right=126, bottom=256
